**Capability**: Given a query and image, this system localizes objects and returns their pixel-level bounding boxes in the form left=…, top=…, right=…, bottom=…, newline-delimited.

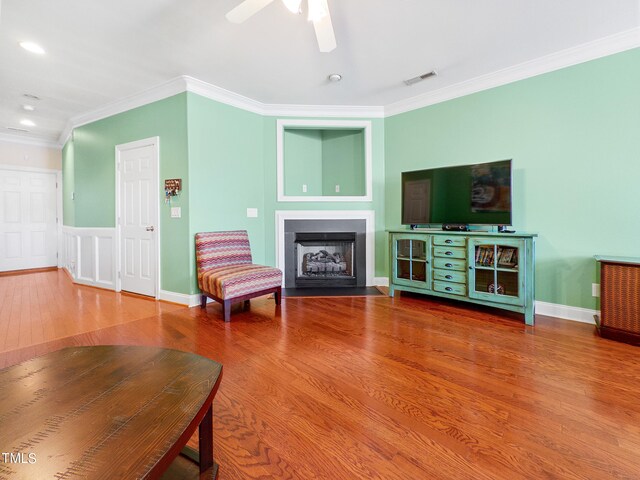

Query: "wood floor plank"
left=1, top=270, right=640, bottom=479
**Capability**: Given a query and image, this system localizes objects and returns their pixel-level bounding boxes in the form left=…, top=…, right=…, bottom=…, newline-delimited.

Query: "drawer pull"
left=445, top=275, right=453, bottom=279
left=445, top=251, right=453, bottom=256
left=445, top=239, right=453, bottom=244
left=445, top=263, right=453, bottom=268
left=445, top=287, right=453, bottom=292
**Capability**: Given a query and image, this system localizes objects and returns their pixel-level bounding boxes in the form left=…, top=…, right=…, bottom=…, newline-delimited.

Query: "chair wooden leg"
left=274, top=287, right=281, bottom=305
left=200, top=295, right=207, bottom=309
left=244, top=300, right=250, bottom=310
left=223, top=299, right=231, bottom=322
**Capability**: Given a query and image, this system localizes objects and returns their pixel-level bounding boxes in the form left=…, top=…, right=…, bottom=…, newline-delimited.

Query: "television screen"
left=401, top=159, right=512, bottom=226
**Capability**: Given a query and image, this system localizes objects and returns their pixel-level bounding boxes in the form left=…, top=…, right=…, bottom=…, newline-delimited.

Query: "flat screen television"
left=401, top=159, right=512, bottom=226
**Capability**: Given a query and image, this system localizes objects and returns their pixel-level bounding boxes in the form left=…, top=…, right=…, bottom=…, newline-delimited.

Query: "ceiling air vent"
left=7, top=127, right=30, bottom=133
left=404, top=70, right=438, bottom=86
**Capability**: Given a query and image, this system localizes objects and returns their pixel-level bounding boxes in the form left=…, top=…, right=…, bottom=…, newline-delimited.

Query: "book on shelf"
left=497, top=247, right=518, bottom=267
left=475, top=246, right=495, bottom=266
left=475, top=246, right=519, bottom=268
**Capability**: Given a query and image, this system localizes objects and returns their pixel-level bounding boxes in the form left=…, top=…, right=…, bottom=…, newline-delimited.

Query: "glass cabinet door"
left=393, top=234, right=430, bottom=289
left=468, top=238, right=525, bottom=306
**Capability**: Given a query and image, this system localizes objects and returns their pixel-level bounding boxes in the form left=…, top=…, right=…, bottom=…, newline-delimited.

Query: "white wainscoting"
left=62, top=227, right=116, bottom=290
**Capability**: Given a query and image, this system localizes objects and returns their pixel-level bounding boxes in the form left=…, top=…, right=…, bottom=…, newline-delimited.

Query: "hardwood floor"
left=1, top=270, right=640, bottom=479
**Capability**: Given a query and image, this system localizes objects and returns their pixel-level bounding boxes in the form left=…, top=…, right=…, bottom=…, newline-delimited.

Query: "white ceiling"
left=1, top=0, right=639, bottom=145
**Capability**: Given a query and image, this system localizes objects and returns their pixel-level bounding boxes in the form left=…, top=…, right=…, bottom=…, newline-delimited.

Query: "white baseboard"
left=157, top=291, right=218, bottom=307
left=535, top=300, right=599, bottom=324
left=374, top=276, right=389, bottom=287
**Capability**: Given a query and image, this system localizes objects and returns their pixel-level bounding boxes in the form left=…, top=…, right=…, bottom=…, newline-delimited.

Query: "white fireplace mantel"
left=275, top=210, right=375, bottom=287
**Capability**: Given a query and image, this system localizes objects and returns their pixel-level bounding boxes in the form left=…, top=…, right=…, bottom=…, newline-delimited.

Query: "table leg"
left=178, top=403, right=218, bottom=479
left=199, top=405, right=214, bottom=473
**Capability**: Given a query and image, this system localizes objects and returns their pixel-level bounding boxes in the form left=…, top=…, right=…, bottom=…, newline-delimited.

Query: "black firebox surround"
left=284, top=219, right=367, bottom=289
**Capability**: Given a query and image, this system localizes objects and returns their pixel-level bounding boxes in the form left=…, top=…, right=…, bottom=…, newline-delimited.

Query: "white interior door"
left=118, top=139, right=158, bottom=297
left=0, top=169, right=57, bottom=272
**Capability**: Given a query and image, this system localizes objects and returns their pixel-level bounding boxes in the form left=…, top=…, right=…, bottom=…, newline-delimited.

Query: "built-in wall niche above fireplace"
left=276, top=119, right=372, bottom=202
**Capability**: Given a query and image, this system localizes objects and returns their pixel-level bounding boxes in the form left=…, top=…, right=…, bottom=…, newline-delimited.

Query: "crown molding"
left=263, top=103, right=384, bottom=118
left=385, top=27, right=640, bottom=117
left=184, top=75, right=384, bottom=118
left=58, top=124, right=73, bottom=147
left=183, top=76, right=266, bottom=114
left=55, top=27, right=640, bottom=144
left=0, top=132, right=61, bottom=149
left=70, top=77, right=188, bottom=128
left=57, top=76, right=188, bottom=145
left=57, top=75, right=383, bottom=147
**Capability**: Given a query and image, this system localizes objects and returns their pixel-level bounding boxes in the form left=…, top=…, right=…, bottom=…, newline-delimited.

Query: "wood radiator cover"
left=600, top=262, right=640, bottom=344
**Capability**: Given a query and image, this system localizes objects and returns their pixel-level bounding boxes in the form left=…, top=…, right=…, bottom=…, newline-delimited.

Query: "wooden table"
left=0, top=345, right=223, bottom=479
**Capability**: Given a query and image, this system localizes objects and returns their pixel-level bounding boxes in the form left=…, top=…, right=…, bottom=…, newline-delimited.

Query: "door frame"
left=0, top=164, right=61, bottom=270
left=114, top=137, right=160, bottom=298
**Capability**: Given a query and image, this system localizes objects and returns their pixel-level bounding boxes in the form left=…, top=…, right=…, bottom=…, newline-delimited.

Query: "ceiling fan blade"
left=312, top=2, right=336, bottom=53
left=226, top=0, right=275, bottom=24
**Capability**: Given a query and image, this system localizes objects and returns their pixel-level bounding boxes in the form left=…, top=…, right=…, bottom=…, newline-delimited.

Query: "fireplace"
left=283, top=218, right=367, bottom=289
left=294, top=232, right=356, bottom=287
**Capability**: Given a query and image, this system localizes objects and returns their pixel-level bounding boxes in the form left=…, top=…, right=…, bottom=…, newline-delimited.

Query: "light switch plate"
left=247, top=208, right=258, bottom=218
left=170, top=207, right=181, bottom=218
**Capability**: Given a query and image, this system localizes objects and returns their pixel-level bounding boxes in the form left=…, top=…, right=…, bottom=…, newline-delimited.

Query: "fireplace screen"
left=294, top=232, right=356, bottom=285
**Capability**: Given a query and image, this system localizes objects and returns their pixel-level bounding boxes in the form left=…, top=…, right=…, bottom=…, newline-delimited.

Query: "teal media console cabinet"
left=388, top=230, right=537, bottom=325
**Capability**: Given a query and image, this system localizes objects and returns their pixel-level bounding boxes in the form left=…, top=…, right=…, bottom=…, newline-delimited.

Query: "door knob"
left=145, top=226, right=155, bottom=232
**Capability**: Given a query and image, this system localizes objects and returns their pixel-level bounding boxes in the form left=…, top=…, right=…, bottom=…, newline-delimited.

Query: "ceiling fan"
left=226, top=0, right=337, bottom=53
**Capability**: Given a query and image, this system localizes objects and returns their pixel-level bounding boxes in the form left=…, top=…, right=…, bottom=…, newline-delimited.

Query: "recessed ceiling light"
left=20, top=119, right=36, bottom=127
left=19, top=41, right=46, bottom=55
left=328, top=73, right=342, bottom=82
left=22, top=105, right=36, bottom=112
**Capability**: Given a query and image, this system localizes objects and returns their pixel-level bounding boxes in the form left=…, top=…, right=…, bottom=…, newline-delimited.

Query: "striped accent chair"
left=195, top=230, right=282, bottom=322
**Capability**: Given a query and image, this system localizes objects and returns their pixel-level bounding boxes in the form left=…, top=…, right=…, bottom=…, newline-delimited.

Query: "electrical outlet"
left=302, top=184, right=307, bottom=193
left=170, top=207, right=181, bottom=218
left=335, top=184, right=340, bottom=193
left=592, top=283, right=600, bottom=297
left=246, top=208, right=258, bottom=218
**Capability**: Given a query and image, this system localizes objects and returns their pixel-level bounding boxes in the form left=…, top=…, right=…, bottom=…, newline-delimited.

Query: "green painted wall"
left=385, top=48, right=640, bottom=310
left=263, top=117, right=387, bottom=277
left=321, top=130, right=365, bottom=196
left=186, top=92, right=266, bottom=294
left=63, top=93, right=191, bottom=294
left=283, top=129, right=323, bottom=196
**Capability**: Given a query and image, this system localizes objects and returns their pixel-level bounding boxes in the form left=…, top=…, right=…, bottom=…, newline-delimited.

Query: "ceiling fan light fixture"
left=308, top=0, right=328, bottom=22
left=282, top=0, right=302, bottom=14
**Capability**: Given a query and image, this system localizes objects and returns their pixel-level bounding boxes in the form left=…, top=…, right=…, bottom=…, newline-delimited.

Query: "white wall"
left=0, top=139, right=62, bottom=170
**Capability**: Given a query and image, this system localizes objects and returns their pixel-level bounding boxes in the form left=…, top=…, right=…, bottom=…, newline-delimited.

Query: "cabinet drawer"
left=433, top=269, right=466, bottom=284
left=433, top=236, right=466, bottom=247
left=433, top=257, right=466, bottom=271
left=433, top=280, right=466, bottom=296
left=433, top=246, right=466, bottom=259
